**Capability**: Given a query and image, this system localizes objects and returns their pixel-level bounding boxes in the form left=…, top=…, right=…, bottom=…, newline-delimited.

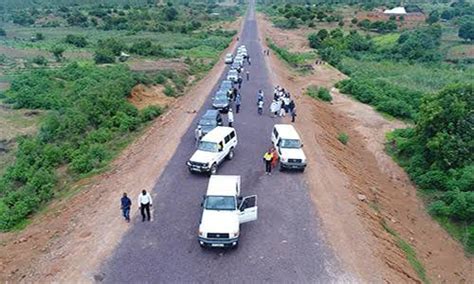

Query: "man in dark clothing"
left=237, top=76, right=243, bottom=89
left=289, top=100, right=295, bottom=113
left=263, top=150, right=273, bottom=175
left=121, top=193, right=132, bottom=222
left=291, top=107, right=297, bottom=123
left=247, top=56, right=251, bottom=65
left=235, top=93, right=241, bottom=113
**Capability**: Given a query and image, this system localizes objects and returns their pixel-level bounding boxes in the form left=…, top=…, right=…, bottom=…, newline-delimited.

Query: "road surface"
left=99, top=2, right=343, bottom=282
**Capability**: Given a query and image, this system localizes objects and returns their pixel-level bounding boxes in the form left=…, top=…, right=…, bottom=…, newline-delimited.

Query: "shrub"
left=140, top=105, right=163, bottom=122
left=338, top=132, right=349, bottom=145
left=163, top=84, right=176, bottom=97
left=35, top=32, right=44, bottom=40
left=94, top=49, right=115, bottom=64
left=306, top=85, right=332, bottom=102
left=31, top=56, right=48, bottom=66
left=65, top=34, right=88, bottom=48
left=50, top=45, right=66, bottom=62
left=0, top=28, right=6, bottom=36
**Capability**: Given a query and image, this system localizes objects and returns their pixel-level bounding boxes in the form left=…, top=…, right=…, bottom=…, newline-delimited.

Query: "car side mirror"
left=301, top=144, right=304, bottom=147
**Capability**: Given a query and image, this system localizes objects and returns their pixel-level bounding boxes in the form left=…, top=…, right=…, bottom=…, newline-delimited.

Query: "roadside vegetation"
left=0, top=0, right=240, bottom=230
left=260, top=0, right=473, bottom=254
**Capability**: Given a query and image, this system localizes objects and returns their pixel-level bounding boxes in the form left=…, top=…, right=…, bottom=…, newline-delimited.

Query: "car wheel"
left=227, top=148, right=234, bottom=160
left=279, top=164, right=285, bottom=172
left=300, top=168, right=306, bottom=173
left=210, top=164, right=218, bottom=175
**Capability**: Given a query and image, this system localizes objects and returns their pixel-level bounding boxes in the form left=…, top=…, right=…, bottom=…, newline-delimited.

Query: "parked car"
left=187, top=127, right=238, bottom=175
left=225, top=53, right=233, bottom=64
left=231, top=62, right=242, bottom=72
left=198, top=175, right=257, bottom=248
left=212, top=90, right=230, bottom=112
left=271, top=124, right=307, bottom=171
left=227, top=69, right=239, bottom=82
left=198, top=110, right=223, bottom=135
left=219, top=80, right=233, bottom=96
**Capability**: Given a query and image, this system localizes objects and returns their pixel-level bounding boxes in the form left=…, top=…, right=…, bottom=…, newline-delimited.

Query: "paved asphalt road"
left=100, top=2, right=342, bottom=282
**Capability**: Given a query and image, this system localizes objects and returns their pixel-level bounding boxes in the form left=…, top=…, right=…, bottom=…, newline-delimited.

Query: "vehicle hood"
left=190, top=150, right=217, bottom=163
left=280, top=148, right=306, bottom=160
left=201, top=125, right=216, bottom=134
left=199, top=210, right=239, bottom=233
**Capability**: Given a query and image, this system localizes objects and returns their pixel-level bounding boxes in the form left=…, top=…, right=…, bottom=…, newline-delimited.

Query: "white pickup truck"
left=198, top=175, right=257, bottom=248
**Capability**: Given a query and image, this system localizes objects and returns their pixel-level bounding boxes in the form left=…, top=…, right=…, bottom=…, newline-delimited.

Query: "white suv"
left=198, top=175, right=257, bottom=248
left=187, top=127, right=237, bottom=175
left=227, top=69, right=239, bottom=82
left=271, top=124, right=307, bottom=171
left=225, top=53, right=233, bottom=64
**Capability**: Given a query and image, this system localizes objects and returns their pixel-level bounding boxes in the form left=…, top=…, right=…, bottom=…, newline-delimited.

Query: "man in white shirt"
left=228, top=109, right=234, bottom=127
left=138, top=190, right=152, bottom=222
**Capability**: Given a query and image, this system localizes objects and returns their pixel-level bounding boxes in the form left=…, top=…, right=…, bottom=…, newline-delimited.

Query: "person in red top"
left=270, top=146, right=279, bottom=169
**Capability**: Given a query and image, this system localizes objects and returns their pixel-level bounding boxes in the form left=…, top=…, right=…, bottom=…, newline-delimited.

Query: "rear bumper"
left=198, top=237, right=239, bottom=248
left=281, top=162, right=306, bottom=170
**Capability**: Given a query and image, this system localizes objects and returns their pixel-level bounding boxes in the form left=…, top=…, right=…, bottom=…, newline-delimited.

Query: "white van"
left=198, top=175, right=257, bottom=248
left=187, top=127, right=238, bottom=175
left=271, top=124, right=307, bottom=171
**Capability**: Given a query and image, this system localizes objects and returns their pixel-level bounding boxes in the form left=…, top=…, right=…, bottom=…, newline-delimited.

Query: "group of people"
left=270, top=85, right=297, bottom=122
left=120, top=190, right=153, bottom=223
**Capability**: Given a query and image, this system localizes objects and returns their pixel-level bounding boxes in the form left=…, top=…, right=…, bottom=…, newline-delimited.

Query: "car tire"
left=279, top=164, right=285, bottom=172
left=227, top=148, right=234, bottom=160
left=300, top=168, right=306, bottom=173
left=210, top=164, right=218, bottom=175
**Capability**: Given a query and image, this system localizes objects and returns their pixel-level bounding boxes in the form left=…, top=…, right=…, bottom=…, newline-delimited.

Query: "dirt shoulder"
left=258, top=13, right=473, bottom=283
left=0, top=19, right=243, bottom=283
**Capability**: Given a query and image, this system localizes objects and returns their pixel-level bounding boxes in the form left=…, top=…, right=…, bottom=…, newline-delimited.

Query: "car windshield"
left=199, top=119, right=216, bottom=126
left=198, top=141, right=218, bottom=152
left=228, top=71, right=237, bottom=76
left=214, top=95, right=228, bottom=103
left=280, top=139, right=301, bottom=149
left=220, top=81, right=232, bottom=89
left=204, top=196, right=236, bottom=211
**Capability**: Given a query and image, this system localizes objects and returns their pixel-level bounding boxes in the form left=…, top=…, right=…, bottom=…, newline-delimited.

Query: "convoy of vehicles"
left=189, top=45, right=308, bottom=250
left=187, top=126, right=238, bottom=175
left=271, top=124, right=307, bottom=171
left=198, top=175, right=258, bottom=248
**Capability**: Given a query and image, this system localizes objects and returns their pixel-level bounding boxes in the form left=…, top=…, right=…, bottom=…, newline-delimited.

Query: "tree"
left=35, top=32, right=44, bottom=40
left=459, top=21, right=474, bottom=41
left=0, top=28, right=6, bottom=36
left=164, top=6, right=178, bottom=21
left=65, top=34, right=88, bottom=48
left=426, top=10, right=440, bottom=24
left=50, top=45, right=66, bottom=62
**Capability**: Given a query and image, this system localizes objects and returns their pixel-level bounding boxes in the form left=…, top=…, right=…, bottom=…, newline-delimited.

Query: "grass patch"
left=373, top=33, right=400, bottom=50
left=382, top=220, right=429, bottom=284
left=337, top=132, right=349, bottom=145
left=267, top=38, right=316, bottom=70
left=306, top=85, right=332, bottom=102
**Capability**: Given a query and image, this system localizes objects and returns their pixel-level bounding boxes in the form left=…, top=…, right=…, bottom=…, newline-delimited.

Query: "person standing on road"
left=246, top=70, right=250, bottom=81
left=263, top=149, right=273, bottom=175
left=228, top=109, right=234, bottom=127
left=270, top=146, right=279, bottom=169
left=138, top=190, right=152, bottom=222
left=291, top=107, right=297, bottom=123
left=235, top=93, right=241, bottom=114
left=247, top=56, right=251, bottom=65
left=257, top=89, right=264, bottom=105
left=121, top=193, right=132, bottom=222
left=237, top=76, right=243, bottom=89
left=194, top=126, right=202, bottom=147
left=258, top=100, right=264, bottom=115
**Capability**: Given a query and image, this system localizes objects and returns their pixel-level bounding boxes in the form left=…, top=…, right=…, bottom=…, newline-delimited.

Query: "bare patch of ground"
left=128, top=84, right=175, bottom=110
left=0, top=32, right=242, bottom=282
left=127, top=58, right=188, bottom=73
left=259, top=14, right=473, bottom=283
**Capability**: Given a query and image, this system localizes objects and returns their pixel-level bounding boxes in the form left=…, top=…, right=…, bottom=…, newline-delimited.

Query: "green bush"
left=0, top=28, right=6, bottom=36
left=31, top=56, right=48, bottom=66
left=65, top=34, right=88, bottom=48
left=338, top=132, right=349, bottom=145
left=306, top=85, right=332, bottom=102
left=140, top=105, right=163, bottom=122
left=163, top=84, right=176, bottom=97
left=94, top=49, right=115, bottom=64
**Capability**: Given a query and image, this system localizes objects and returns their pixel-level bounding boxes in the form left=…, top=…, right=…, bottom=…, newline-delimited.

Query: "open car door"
left=238, top=195, right=258, bottom=224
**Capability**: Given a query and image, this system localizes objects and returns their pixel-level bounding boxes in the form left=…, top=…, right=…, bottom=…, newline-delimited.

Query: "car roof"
left=202, top=126, right=235, bottom=143
left=215, top=90, right=228, bottom=96
left=207, top=175, right=240, bottom=196
left=274, top=124, right=301, bottom=140
left=221, top=80, right=232, bottom=85
left=228, top=69, right=237, bottom=74
left=203, top=109, right=219, bottom=117
left=226, top=53, right=232, bottom=56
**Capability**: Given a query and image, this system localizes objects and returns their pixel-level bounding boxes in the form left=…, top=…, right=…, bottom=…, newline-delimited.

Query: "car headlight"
left=199, top=230, right=205, bottom=237
left=281, top=157, right=288, bottom=163
left=231, top=232, right=239, bottom=238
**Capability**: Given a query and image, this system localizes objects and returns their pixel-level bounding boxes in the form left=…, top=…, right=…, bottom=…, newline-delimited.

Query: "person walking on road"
left=270, top=146, right=279, bottom=169
left=235, top=93, right=241, bottom=113
left=138, top=190, right=152, bottom=222
left=263, top=149, right=274, bottom=175
left=237, top=76, right=242, bottom=89
left=194, top=125, right=202, bottom=147
left=247, top=56, right=251, bottom=65
left=246, top=70, right=250, bottom=81
left=228, top=109, right=234, bottom=127
left=121, top=193, right=132, bottom=222
left=258, top=100, right=264, bottom=115
left=257, top=89, right=264, bottom=105
left=291, top=107, right=297, bottom=123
